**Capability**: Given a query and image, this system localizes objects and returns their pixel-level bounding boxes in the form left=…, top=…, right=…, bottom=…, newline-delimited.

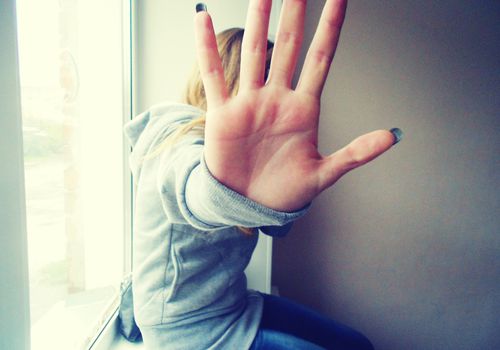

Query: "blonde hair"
left=152, top=28, right=274, bottom=235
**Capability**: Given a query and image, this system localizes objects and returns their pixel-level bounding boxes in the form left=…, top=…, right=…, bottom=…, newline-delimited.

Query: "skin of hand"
left=194, top=0, right=396, bottom=212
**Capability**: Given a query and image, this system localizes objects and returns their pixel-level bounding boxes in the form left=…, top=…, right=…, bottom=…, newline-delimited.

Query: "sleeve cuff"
left=182, top=154, right=310, bottom=230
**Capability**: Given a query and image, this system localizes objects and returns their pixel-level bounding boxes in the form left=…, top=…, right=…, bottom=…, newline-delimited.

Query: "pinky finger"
left=317, top=129, right=398, bottom=191
left=194, top=10, right=228, bottom=109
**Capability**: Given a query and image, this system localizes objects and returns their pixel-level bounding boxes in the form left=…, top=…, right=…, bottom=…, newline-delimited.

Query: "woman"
left=124, top=1, right=400, bottom=348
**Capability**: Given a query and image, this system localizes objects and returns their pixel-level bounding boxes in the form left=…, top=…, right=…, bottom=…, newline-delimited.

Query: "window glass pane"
left=16, top=0, right=127, bottom=348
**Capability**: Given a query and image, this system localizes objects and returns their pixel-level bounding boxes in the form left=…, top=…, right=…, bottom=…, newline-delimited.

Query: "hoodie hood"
left=123, top=102, right=204, bottom=180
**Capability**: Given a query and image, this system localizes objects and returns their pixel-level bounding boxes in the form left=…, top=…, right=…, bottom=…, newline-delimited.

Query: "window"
left=15, top=0, right=131, bottom=348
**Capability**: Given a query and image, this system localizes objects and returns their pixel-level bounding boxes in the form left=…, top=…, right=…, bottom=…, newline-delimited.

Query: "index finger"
left=296, top=0, right=347, bottom=97
left=194, top=10, right=228, bottom=109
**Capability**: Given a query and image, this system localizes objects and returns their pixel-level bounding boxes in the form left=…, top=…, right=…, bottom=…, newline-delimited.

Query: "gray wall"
left=273, top=1, right=499, bottom=350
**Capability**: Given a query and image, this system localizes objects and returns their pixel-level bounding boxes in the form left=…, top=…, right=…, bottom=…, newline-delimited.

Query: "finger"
left=296, top=0, right=347, bottom=97
left=240, top=0, right=272, bottom=90
left=194, top=10, right=228, bottom=108
left=317, top=129, right=397, bottom=190
left=267, top=0, right=307, bottom=87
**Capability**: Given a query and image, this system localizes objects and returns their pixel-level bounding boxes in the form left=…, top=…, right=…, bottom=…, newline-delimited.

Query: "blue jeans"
left=250, top=293, right=374, bottom=350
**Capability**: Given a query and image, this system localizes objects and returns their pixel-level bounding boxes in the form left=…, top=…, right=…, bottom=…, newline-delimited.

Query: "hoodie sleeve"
left=156, top=135, right=309, bottom=231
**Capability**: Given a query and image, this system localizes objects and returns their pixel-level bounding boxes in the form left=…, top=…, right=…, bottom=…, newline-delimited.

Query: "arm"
left=157, top=135, right=308, bottom=231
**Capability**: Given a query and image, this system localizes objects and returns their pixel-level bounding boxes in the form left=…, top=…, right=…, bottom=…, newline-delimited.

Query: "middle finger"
left=267, top=0, right=307, bottom=87
left=240, top=0, right=272, bottom=90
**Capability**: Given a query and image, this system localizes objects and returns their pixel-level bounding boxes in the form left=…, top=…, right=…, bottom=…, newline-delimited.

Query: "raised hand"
left=194, top=0, right=398, bottom=212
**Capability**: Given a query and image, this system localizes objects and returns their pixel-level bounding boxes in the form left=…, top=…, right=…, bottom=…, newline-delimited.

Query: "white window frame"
left=0, top=0, right=134, bottom=349
left=0, top=1, right=31, bottom=349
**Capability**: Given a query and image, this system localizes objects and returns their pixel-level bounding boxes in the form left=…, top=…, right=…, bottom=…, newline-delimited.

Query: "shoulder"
left=124, top=101, right=204, bottom=147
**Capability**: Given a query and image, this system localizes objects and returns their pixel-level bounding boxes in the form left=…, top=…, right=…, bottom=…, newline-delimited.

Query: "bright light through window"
left=16, top=0, right=128, bottom=348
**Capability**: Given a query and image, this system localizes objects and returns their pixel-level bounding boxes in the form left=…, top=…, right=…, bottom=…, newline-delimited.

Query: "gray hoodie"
left=124, top=102, right=308, bottom=349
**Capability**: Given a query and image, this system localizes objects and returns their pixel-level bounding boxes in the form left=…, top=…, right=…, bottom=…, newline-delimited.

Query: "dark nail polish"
left=390, top=128, right=403, bottom=145
left=196, top=3, right=207, bottom=13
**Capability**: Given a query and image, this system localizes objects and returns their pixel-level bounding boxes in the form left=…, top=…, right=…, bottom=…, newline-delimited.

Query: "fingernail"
left=196, top=3, right=207, bottom=12
left=390, top=128, right=403, bottom=145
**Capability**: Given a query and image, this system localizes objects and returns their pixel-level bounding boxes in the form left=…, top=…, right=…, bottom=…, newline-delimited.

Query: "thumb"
left=317, top=128, right=402, bottom=191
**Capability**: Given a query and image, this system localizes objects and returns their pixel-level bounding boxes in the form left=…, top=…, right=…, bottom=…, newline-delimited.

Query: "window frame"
left=0, top=0, right=31, bottom=349
left=0, top=0, right=135, bottom=348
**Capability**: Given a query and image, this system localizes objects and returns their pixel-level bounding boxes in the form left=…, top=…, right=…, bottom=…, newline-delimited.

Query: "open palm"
left=195, top=0, right=396, bottom=212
